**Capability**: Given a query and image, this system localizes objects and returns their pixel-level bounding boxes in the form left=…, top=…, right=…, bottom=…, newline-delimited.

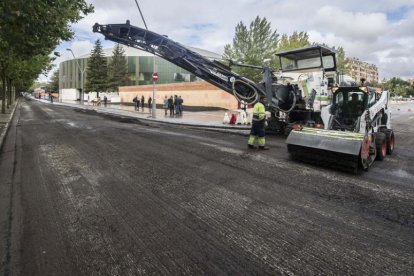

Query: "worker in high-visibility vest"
left=248, top=95, right=269, bottom=150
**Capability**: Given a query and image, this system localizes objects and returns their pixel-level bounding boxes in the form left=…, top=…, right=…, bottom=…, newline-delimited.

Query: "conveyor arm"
left=93, top=21, right=266, bottom=104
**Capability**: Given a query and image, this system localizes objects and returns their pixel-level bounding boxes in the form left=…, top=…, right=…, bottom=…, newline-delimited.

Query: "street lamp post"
left=66, top=49, right=85, bottom=104
left=152, top=56, right=157, bottom=118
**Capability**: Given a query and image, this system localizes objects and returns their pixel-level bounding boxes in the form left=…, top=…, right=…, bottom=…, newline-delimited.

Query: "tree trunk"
left=13, top=85, right=16, bottom=102
left=7, top=78, right=12, bottom=108
left=1, top=73, right=6, bottom=114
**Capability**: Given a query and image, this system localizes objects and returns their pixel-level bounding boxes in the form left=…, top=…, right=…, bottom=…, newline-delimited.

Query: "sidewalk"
left=31, top=97, right=251, bottom=130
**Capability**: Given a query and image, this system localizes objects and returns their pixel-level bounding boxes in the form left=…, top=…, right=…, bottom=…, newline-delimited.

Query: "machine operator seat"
left=338, top=93, right=364, bottom=130
left=346, top=93, right=364, bottom=118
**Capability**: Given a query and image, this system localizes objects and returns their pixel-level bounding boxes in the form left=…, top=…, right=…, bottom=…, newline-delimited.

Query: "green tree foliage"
left=107, top=44, right=128, bottom=92
left=85, top=39, right=108, bottom=95
left=223, top=16, right=279, bottom=82
left=277, top=31, right=310, bottom=52
left=0, top=0, right=94, bottom=113
left=383, top=77, right=414, bottom=97
left=49, top=69, right=60, bottom=92
left=336, top=47, right=349, bottom=75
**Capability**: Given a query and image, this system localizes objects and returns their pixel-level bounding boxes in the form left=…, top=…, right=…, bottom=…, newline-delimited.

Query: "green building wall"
left=59, top=56, right=198, bottom=91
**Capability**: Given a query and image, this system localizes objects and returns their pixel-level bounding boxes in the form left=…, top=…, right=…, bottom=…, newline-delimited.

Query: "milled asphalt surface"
left=1, top=97, right=413, bottom=275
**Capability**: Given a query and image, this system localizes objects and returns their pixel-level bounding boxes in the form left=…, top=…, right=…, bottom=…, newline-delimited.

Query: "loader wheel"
left=382, top=129, right=395, bottom=154
left=360, top=135, right=376, bottom=171
left=375, top=132, right=387, bottom=161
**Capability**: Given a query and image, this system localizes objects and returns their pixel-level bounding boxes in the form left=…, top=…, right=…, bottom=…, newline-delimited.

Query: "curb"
left=0, top=99, right=19, bottom=152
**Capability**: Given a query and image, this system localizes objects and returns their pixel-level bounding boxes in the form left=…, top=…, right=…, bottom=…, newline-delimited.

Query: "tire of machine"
left=381, top=128, right=395, bottom=154
left=375, top=132, right=387, bottom=161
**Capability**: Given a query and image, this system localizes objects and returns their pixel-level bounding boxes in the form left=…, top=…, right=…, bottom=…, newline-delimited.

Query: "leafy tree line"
left=0, top=0, right=94, bottom=113
left=382, top=77, right=414, bottom=97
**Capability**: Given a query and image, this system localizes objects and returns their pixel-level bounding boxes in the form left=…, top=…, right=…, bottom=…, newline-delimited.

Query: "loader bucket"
left=286, top=127, right=365, bottom=172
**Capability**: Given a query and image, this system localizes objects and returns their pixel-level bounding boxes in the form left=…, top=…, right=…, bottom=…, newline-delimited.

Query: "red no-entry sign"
left=152, top=72, right=159, bottom=81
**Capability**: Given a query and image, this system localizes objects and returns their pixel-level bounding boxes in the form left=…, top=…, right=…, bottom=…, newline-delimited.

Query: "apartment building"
left=346, top=58, right=379, bottom=84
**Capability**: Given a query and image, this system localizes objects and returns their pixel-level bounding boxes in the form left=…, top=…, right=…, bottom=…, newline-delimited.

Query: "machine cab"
left=329, top=86, right=374, bottom=131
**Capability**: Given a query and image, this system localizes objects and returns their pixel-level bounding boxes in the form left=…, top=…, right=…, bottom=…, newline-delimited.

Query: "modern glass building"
left=59, top=45, right=222, bottom=91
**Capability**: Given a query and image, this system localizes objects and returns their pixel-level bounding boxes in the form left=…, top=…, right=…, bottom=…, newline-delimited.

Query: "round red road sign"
left=152, top=72, right=159, bottom=81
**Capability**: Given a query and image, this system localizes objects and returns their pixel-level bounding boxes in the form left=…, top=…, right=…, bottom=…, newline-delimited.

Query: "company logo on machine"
left=209, top=68, right=228, bottom=82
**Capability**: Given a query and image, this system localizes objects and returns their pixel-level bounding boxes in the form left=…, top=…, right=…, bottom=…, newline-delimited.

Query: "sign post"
left=152, top=72, right=158, bottom=118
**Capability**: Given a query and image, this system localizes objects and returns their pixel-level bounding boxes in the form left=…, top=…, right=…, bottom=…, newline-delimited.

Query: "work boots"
left=248, top=144, right=269, bottom=150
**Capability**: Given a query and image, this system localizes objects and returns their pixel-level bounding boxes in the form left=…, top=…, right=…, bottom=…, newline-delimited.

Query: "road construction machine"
left=92, top=20, right=335, bottom=135
left=286, top=85, right=395, bottom=172
left=93, top=21, right=395, bottom=173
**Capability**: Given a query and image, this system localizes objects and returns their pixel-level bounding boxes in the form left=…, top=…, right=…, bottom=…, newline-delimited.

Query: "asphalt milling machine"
left=92, top=20, right=332, bottom=134
left=93, top=20, right=395, bottom=173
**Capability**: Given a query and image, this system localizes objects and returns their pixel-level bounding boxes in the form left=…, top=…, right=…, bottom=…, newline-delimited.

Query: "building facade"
left=119, top=82, right=239, bottom=110
left=59, top=45, right=222, bottom=91
left=346, top=58, right=379, bottom=84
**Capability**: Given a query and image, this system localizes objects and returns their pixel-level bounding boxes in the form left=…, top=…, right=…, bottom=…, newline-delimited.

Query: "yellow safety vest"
left=252, top=102, right=266, bottom=122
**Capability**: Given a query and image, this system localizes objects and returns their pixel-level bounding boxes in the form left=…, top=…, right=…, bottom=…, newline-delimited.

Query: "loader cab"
left=330, top=86, right=368, bottom=131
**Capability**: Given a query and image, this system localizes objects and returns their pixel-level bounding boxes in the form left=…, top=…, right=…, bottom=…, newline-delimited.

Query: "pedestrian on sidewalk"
left=247, top=95, right=269, bottom=150
left=178, top=95, right=183, bottom=115
left=163, top=95, right=169, bottom=116
left=136, top=98, right=140, bottom=111
left=141, top=95, right=145, bottom=111
left=104, top=96, right=108, bottom=107
left=168, top=96, right=174, bottom=116
left=148, top=97, right=152, bottom=113
left=50, top=93, right=53, bottom=103
left=133, top=96, right=139, bottom=111
left=174, top=95, right=179, bottom=116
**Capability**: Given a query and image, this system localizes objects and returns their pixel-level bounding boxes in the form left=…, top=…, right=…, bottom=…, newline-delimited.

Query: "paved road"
left=1, top=98, right=413, bottom=275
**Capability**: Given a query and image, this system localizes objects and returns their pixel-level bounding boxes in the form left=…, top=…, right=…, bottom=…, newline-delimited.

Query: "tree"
left=335, top=46, right=349, bottom=75
left=277, top=31, right=310, bottom=52
left=107, top=44, right=128, bottom=92
left=0, top=1, right=94, bottom=113
left=383, top=77, right=412, bottom=97
left=49, top=69, right=60, bottom=92
left=223, top=16, right=279, bottom=82
left=85, top=39, right=108, bottom=96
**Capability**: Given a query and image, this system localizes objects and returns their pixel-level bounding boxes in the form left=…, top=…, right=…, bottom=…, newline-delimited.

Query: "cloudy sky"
left=42, top=0, right=414, bottom=81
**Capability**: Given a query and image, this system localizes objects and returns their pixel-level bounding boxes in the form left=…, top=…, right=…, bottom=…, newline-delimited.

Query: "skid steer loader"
left=286, top=84, right=395, bottom=172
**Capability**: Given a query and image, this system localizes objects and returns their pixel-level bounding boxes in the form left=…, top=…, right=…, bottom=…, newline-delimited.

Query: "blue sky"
left=386, top=5, right=408, bottom=21
left=41, top=0, right=414, bottom=81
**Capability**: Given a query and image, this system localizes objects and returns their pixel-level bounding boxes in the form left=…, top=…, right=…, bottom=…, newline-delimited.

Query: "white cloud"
left=39, top=0, right=414, bottom=81
left=311, top=6, right=389, bottom=41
